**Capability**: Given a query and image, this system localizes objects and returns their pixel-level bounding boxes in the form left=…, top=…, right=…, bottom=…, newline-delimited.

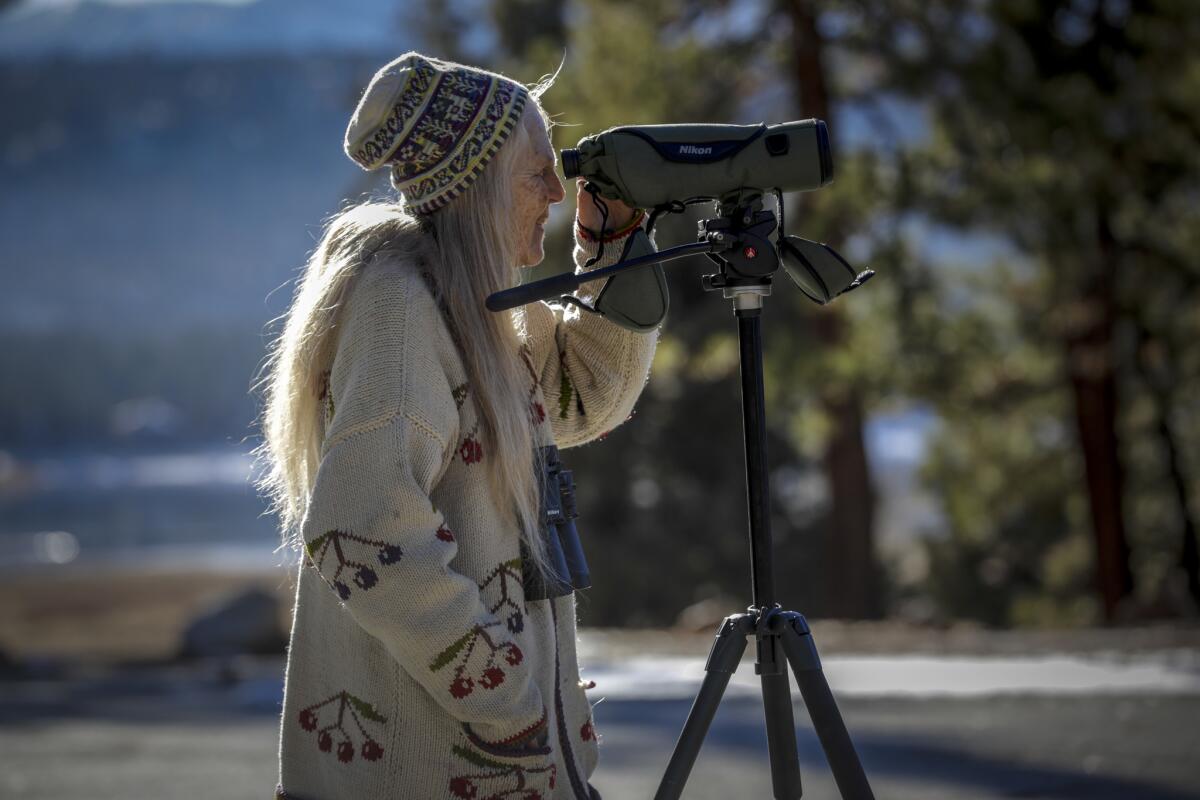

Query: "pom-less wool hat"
left=344, top=52, right=529, bottom=215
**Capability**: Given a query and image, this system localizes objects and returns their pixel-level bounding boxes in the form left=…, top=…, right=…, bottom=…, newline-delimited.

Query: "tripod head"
left=484, top=187, right=873, bottom=314
left=696, top=189, right=874, bottom=306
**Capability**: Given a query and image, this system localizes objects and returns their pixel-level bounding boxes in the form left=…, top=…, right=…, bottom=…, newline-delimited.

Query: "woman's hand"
left=575, top=177, right=638, bottom=238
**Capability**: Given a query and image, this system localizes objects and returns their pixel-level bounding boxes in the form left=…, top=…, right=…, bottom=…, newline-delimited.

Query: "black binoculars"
left=521, top=445, right=591, bottom=601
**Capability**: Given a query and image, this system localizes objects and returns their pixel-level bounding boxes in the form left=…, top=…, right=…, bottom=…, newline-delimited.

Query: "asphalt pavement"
left=2, top=645, right=1198, bottom=799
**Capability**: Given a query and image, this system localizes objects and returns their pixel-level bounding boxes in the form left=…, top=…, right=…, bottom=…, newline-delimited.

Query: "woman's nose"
left=548, top=171, right=566, bottom=204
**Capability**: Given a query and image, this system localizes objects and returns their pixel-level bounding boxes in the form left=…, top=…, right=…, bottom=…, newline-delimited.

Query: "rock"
left=179, top=587, right=286, bottom=659
left=0, top=643, right=24, bottom=679
left=674, top=597, right=738, bottom=634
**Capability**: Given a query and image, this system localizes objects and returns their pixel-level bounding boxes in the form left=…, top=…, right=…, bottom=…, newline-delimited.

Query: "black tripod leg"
left=758, top=633, right=803, bottom=799
left=779, top=616, right=875, bottom=800
left=654, top=615, right=751, bottom=800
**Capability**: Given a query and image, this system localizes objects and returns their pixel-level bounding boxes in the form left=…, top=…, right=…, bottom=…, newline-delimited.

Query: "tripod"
left=654, top=291, right=874, bottom=800
left=488, top=192, right=876, bottom=799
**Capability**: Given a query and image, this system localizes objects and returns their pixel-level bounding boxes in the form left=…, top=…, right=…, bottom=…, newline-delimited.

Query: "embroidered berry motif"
left=448, top=744, right=555, bottom=799
left=449, top=776, right=476, bottom=798
left=479, top=558, right=525, bottom=634
left=521, top=349, right=548, bottom=427
left=437, top=523, right=455, bottom=542
left=459, top=431, right=484, bottom=464
left=354, top=565, right=377, bottom=590
left=452, top=383, right=484, bottom=464
left=306, top=529, right=403, bottom=601
left=297, top=691, right=387, bottom=764
left=430, top=621, right=523, bottom=700
left=480, top=666, right=505, bottom=689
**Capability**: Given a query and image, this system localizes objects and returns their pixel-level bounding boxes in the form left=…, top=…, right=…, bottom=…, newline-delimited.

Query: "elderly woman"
left=257, top=52, right=659, bottom=799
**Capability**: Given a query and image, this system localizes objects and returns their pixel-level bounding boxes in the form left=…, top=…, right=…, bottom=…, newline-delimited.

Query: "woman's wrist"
left=576, top=208, right=645, bottom=243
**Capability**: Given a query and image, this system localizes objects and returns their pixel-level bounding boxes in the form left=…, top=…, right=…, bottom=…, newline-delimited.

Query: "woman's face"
left=512, top=108, right=566, bottom=267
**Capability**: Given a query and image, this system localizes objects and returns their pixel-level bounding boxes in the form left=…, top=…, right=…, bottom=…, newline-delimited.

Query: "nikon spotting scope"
left=561, top=119, right=832, bottom=208
left=487, top=117, right=870, bottom=315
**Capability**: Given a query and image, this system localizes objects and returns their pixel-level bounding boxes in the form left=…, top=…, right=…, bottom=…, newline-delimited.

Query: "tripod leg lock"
left=778, top=612, right=822, bottom=672
left=703, top=614, right=754, bottom=674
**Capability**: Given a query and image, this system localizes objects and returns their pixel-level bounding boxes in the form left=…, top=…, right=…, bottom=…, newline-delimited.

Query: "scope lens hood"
left=560, top=147, right=581, bottom=179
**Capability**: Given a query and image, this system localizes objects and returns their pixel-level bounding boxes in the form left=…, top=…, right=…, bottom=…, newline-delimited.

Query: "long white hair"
left=254, top=88, right=556, bottom=582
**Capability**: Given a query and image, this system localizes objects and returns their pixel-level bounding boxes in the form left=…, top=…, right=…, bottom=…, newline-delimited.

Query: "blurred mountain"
left=0, top=0, right=406, bottom=59
left=1, top=53, right=385, bottom=335
left=0, top=1, right=481, bottom=447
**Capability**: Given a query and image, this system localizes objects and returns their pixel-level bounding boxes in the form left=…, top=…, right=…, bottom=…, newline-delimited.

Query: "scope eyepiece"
left=561, top=147, right=581, bottom=180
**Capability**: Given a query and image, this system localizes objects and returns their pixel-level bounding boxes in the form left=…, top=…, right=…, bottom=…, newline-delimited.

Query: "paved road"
left=2, top=654, right=1197, bottom=799
left=591, top=694, right=1200, bottom=799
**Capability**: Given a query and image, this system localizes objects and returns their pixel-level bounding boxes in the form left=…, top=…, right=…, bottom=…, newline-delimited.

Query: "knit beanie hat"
left=344, top=51, right=529, bottom=215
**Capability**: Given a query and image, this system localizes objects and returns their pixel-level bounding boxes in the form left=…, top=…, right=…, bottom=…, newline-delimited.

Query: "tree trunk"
left=1065, top=215, right=1133, bottom=622
left=1134, top=322, right=1200, bottom=613
left=821, top=387, right=879, bottom=618
left=788, top=0, right=881, bottom=618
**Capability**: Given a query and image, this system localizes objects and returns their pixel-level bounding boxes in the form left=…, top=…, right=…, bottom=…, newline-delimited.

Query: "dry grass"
left=0, top=566, right=297, bottom=663
left=2, top=565, right=1197, bottom=666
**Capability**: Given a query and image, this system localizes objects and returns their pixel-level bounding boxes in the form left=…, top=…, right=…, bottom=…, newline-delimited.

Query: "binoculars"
left=522, top=445, right=590, bottom=601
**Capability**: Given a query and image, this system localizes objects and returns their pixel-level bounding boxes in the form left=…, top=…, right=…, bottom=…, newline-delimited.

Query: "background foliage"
left=2, top=0, right=1197, bottom=628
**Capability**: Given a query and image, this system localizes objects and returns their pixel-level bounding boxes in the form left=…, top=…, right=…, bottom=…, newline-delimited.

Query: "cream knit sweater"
left=276, top=219, right=658, bottom=800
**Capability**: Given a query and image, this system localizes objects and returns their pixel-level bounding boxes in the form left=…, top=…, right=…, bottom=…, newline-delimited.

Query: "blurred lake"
left=0, top=410, right=933, bottom=573
left=0, top=446, right=291, bottom=570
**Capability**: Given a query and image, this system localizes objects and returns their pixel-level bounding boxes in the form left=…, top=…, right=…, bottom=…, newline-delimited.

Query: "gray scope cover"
left=570, top=119, right=831, bottom=208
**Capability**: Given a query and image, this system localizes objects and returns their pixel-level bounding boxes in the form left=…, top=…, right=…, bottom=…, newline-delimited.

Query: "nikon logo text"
left=678, top=145, right=713, bottom=155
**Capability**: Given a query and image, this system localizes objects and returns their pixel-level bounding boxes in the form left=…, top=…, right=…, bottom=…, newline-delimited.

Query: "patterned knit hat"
left=344, top=52, right=529, bottom=215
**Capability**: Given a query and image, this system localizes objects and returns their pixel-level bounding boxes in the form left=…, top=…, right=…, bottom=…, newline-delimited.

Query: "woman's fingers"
left=576, top=179, right=636, bottom=233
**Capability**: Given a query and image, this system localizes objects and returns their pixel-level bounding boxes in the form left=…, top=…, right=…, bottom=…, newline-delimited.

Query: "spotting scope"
left=560, top=119, right=832, bottom=208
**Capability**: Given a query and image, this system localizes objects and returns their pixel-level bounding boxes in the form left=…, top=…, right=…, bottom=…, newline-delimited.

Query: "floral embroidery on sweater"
left=297, top=690, right=387, bottom=764
left=429, top=621, right=524, bottom=699
left=317, top=369, right=335, bottom=425
left=448, top=744, right=556, bottom=799
left=554, top=348, right=584, bottom=420
left=306, top=529, right=403, bottom=601
left=464, top=709, right=548, bottom=755
left=479, top=558, right=525, bottom=634
left=451, top=383, right=484, bottom=463
left=458, top=421, right=484, bottom=464
left=452, top=382, right=469, bottom=409
left=557, top=368, right=573, bottom=420
left=516, top=350, right=547, bottom=428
